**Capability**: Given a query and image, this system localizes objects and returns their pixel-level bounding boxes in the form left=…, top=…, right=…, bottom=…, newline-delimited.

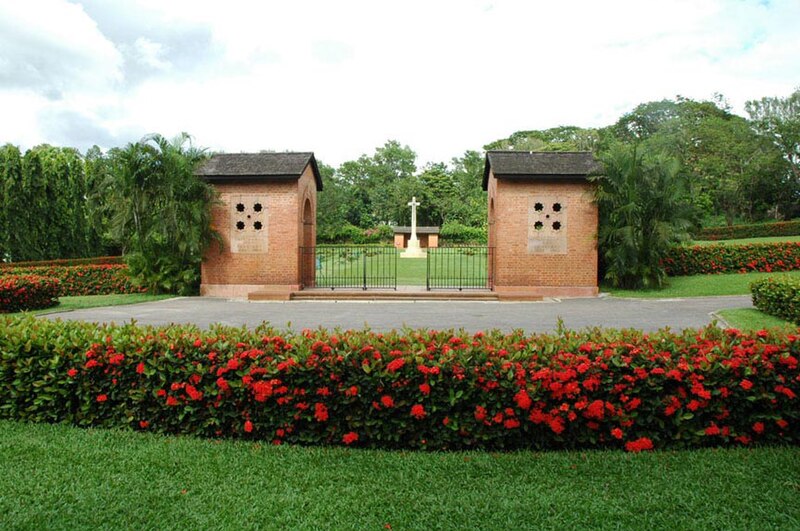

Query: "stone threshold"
left=248, top=286, right=544, bottom=302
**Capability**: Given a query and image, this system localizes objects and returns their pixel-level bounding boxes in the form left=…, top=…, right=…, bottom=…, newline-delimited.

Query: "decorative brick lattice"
left=527, top=196, right=567, bottom=254
left=230, top=195, right=268, bottom=253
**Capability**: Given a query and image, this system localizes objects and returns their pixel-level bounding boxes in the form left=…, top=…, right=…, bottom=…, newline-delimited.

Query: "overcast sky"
left=0, top=0, right=798, bottom=167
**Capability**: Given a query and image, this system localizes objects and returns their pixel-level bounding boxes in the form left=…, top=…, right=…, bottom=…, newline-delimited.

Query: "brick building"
left=484, top=151, right=600, bottom=298
left=197, top=152, right=322, bottom=299
left=392, top=226, right=440, bottom=249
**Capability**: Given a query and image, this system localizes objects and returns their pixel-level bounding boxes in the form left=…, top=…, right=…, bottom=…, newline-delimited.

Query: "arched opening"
left=301, top=197, right=315, bottom=287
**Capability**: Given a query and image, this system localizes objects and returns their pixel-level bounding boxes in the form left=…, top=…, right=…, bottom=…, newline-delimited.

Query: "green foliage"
left=594, top=143, right=692, bottom=289
left=102, top=133, right=217, bottom=295
left=0, top=318, right=798, bottom=452
left=695, top=220, right=800, bottom=240
left=439, top=221, right=487, bottom=244
left=0, top=275, right=60, bottom=312
left=317, top=223, right=393, bottom=244
left=751, top=276, right=800, bottom=324
left=484, top=126, right=601, bottom=152
left=663, top=242, right=800, bottom=276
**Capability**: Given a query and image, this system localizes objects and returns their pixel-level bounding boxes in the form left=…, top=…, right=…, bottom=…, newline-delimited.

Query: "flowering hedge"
left=752, top=277, right=800, bottom=325
left=0, top=317, right=797, bottom=452
left=0, top=256, right=123, bottom=269
left=662, top=242, right=800, bottom=276
left=0, top=276, right=60, bottom=312
left=694, top=220, right=800, bottom=241
left=0, top=265, right=143, bottom=296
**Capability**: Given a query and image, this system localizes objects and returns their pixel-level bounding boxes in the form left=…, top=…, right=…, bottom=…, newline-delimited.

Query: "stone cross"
left=408, top=196, right=420, bottom=242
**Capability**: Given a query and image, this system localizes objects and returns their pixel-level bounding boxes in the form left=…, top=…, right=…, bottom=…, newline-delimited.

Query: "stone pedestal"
left=400, top=236, right=426, bottom=258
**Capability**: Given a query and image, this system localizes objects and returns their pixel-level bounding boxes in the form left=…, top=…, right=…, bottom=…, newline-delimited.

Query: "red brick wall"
left=201, top=165, right=317, bottom=297
left=489, top=170, right=598, bottom=296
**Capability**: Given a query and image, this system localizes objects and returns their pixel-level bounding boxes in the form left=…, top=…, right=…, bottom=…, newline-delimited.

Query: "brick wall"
left=201, top=165, right=317, bottom=298
left=489, top=171, right=598, bottom=297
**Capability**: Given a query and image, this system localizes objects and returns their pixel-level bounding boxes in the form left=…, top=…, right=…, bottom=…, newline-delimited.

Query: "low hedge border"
left=0, top=264, right=143, bottom=296
left=0, top=317, right=797, bottom=452
left=663, top=242, right=800, bottom=276
left=752, top=277, right=800, bottom=325
left=0, top=256, right=124, bottom=269
left=694, top=220, right=800, bottom=241
left=0, top=276, right=60, bottom=313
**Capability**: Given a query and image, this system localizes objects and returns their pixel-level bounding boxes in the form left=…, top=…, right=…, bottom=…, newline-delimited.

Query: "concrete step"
left=289, top=289, right=499, bottom=301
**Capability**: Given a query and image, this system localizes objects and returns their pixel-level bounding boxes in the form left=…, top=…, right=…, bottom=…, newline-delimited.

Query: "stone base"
left=200, top=284, right=299, bottom=300
left=400, top=249, right=426, bottom=258
left=494, top=285, right=599, bottom=299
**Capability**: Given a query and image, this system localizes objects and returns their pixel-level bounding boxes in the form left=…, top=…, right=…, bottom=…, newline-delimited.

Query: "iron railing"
left=427, top=246, right=494, bottom=290
left=301, top=246, right=397, bottom=290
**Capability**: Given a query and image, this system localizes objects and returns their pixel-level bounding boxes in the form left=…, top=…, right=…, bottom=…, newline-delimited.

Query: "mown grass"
left=606, top=271, right=800, bottom=298
left=716, top=308, right=797, bottom=332
left=690, top=235, right=800, bottom=246
left=9, top=294, right=174, bottom=316
left=0, top=421, right=797, bottom=530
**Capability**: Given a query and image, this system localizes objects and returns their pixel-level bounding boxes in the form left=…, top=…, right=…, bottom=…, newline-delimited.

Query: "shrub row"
left=0, top=264, right=143, bottom=296
left=317, top=224, right=394, bottom=244
left=752, top=277, right=800, bottom=325
left=0, top=317, right=797, bottom=451
left=694, top=220, right=800, bottom=241
left=0, top=276, right=60, bottom=312
left=0, top=255, right=124, bottom=269
left=662, top=242, right=800, bottom=276
left=439, top=222, right=487, bottom=244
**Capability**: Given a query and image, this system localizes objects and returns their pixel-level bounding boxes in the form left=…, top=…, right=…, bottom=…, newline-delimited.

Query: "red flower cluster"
left=662, top=242, right=800, bottom=276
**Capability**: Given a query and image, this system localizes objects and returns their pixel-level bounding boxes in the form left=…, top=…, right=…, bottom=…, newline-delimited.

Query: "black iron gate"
left=301, top=246, right=397, bottom=290
left=426, top=246, right=494, bottom=291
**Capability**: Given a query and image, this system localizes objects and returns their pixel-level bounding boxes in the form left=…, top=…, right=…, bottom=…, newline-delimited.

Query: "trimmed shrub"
left=439, top=222, right=487, bottom=244
left=663, top=242, right=800, bottom=276
left=695, top=220, right=800, bottom=241
left=317, top=224, right=394, bottom=244
left=0, top=317, right=797, bottom=451
left=752, top=277, right=800, bottom=324
left=0, top=264, right=143, bottom=296
left=0, top=256, right=123, bottom=269
left=0, top=276, right=60, bottom=312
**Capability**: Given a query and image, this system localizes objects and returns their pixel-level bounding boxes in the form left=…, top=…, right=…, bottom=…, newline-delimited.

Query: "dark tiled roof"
left=482, top=151, right=601, bottom=190
left=196, top=152, right=322, bottom=190
left=392, top=226, right=440, bottom=234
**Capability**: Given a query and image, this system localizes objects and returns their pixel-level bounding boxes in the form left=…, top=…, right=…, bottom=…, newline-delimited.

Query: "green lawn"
left=606, top=271, right=800, bottom=298
left=716, top=308, right=797, bottom=331
left=9, top=294, right=173, bottom=316
left=690, top=235, right=800, bottom=246
left=0, top=421, right=797, bottom=530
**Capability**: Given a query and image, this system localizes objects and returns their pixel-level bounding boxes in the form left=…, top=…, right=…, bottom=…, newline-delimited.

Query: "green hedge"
left=0, top=275, right=60, bottom=312
left=752, top=277, right=800, bottom=324
left=695, top=220, right=800, bottom=241
left=0, top=256, right=123, bottom=269
left=0, top=317, right=797, bottom=451
left=0, top=265, right=143, bottom=296
left=317, top=224, right=394, bottom=244
left=663, top=242, right=800, bottom=276
left=439, top=222, right=487, bottom=244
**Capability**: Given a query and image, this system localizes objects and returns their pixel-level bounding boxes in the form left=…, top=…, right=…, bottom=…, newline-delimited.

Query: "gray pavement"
left=44, top=295, right=753, bottom=332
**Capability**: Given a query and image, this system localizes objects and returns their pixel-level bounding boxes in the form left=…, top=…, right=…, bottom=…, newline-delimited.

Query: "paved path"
left=45, top=295, right=752, bottom=332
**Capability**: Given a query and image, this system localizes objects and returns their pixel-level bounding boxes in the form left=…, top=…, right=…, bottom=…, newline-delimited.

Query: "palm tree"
left=594, top=143, right=692, bottom=289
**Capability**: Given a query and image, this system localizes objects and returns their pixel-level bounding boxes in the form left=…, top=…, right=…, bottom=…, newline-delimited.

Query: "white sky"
left=0, top=0, right=798, bottom=167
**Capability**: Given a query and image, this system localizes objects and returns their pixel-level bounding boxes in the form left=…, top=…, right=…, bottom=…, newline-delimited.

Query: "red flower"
left=244, top=420, right=253, bottom=433
left=252, top=381, right=273, bottom=402
left=474, top=405, right=487, bottom=422
left=386, top=358, right=406, bottom=372
left=419, top=383, right=431, bottom=396
left=704, top=424, right=721, bottom=436
left=96, top=394, right=108, bottom=403
left=584, top=399, right=605, bottom=420
left=67, top=368, right=78, bottom=378
left=345, top=385, right=358, bottom=397
left=513, top=389, right=532, bottom=410
left=380, top=395, right=395, bottom=408
left=504, top=418, right=520, bottom=429
left=193, top=339, right=203, bottom=348
left=314, top=402, right=329, bottom=422
left=739, top=379, right=753, bottom=391
left=342, top=432, right=359, bottom=445
left=752, top=421, right=765, bottom=434
left=611, top=427, right=623, bottom=440
left=216, top=377, right=230, bottom=392
left=156, top=389, right=167, bottom=397
left=776, top=419, right=789, bottom=429
left=624, top=437, right=654, bottom=453
left=185, top=385, right=203, bottom=401
left=547, top=417, right=565, bottom=435
left=136, top=362, right=145, bottom=374
left=410, top=404, right=426, bottom=419
left=139, top=420, right=149, bottom=429
left=227, top=358, right=240, bottom=371
left=166, top=396, right=179, bottom=406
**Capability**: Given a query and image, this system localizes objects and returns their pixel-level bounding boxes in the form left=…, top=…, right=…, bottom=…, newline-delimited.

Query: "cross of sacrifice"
left=407, top=196, right=420, bottom=241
